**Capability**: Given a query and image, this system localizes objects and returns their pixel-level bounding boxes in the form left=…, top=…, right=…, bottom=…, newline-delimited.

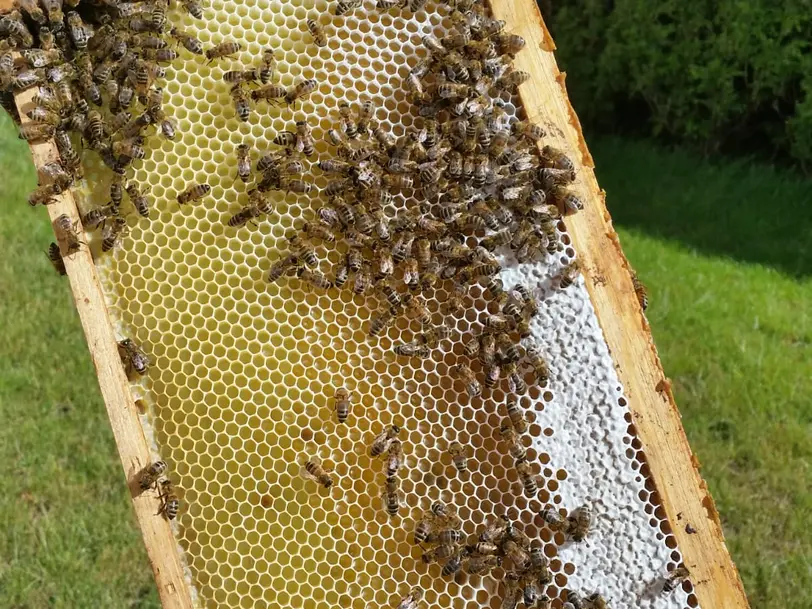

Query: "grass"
left=0, top=112, right=160, bottom=609
left=0, top=114, right=808, bottom=608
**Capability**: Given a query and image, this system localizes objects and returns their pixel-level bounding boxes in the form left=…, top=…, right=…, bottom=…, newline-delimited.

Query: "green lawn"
left=0, top=112, right=160, bottom=609
left=0, top=115, right=809, bottom=608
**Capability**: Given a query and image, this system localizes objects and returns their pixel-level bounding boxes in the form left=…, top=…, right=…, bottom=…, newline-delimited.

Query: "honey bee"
left=451, top=363, right=481, bottom=398
left=357, top=99, right=374, bottom=135
left=564, top=591, right=584, bottom=609
left=499, top=425, right=527, bottom=462
left=505, top=398, right=528, bottom=434
left=333, top=387, right=352, bottom=423
left=28, top=182, right=61, bottom=207
left=405, top=294, right=431, bottom=325
left=307, top=17, right=327, bottom=47
left=112, top=138, right=146, bottom=160
left=382, top=475, right=404, bottom=517
left=46, top=242, right=66, bottom=275
left=396, top=586, right=424, bottom=609
left=295, top=120, right=315, bottom=156
left=567, top=504, right=591, bottom=542
left=17, top=0, right=45, bottom=24
left=465, top=554, right=500, bottom=575
left=304, top=458, right=333, bottom=489
left=285, top=78, right=317, bottom=105
left=501, top=576, right=522, bottom=609
left=223, top=68, right=260, bottom=85
left=484, top=363, right=500, bottom=389
left=417, top=324, right=450, bottom=347
left=251, top=84, right=287, bottom=102
left=385, top=439, right=403, bottom=478
left=205, top=40, right=241, bottom=61
left=66, top=11, right=90, bottom=48
left=334, top=0, right=363, bottom=15
left=141, top=48, right=178, bottom=63
left=539, top=507, right=567, bottom=532
left=118, top=337, right=150, bottom=376
left=631, top=272, right=648, bottom=311
left=422, top=542, right=459, bottom=564
left=448, top=441, right=469, bottom=474
left=267, top=253, right=297, bottom=283
left=505, top=362, right=527, bottom=394
left=584, top=593, right=609, bottom=609
left=478, top=514, right=510, bottom=544
left=139, top=460, right=167, bottom=490
left=515, top=461, right=538, bottom=497
left=370, top=425, right=400, bottom=457
left=100, top=216, right=128, bottom=251
left=53, top=214, right=82, bottom=256
left=393, top=342, right=430, bottom=358
left=441, top=285, right=466, bottom=317
left=369, top=306, right=397, bottom=337
left=230, top=84, right=251, bottom=122
left=552, top=187, right=584, bottom=215
left=663, top=566, right=690, bottom=593
left=329, top=264, right=347, bottom=288
left=227, top=203, right=261, bottom=227
left=182, top=0, right=204, bottom=18
left=297, top=267, right=332, bottom=290
left=258, top=49, right=276, bottom=84
left=301, top=222, right=334, bottom=243
left=430, top=500, right=462, bottom=529
left=441, top=552, right=464, bottom=577
left=157, top=479, right=180, bottom=520
left=19, top=122, right=55, bottom=142
left=484, top=314, right=514, bottom=333
left=234, top=143, right=251, bottom=183
left=559, top=260, right=580, bottom=289
left=82, top=203, right=119, bottom=229
left=177, top=183, right=211, bottom=205
left=170, top=27, right=203, bottom=54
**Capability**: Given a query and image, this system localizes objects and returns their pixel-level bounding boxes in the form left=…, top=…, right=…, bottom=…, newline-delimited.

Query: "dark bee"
left=139, top=460, right=167, bottom=491
left=334, top=0, right=362, bottom=15
left=307, top=18, right=328, bottom=47
left=205, top=40, right=242, bottom=61
left=46, top=242, right=66, bottom=275
left=285, top=78, right=317, bottom=105
left=370, top=425, right=400, bottom=457
left=333, top=387, right=352, bottom=423
left=53, top=214, right=82, bottom=256
left=230, top=85, right=251, bottom=122
left=177, top=183, right=211, bottom=205
left=118, top=338, right=150, bottom=376
left=157, top=479, right=180, bottom=520
left=382, top=476, right=404, bottom=518
left=663, top=566, right=690, bottom=593
left=170, top=27, right=204, bottom=54
left=304, top=458, right=333, bottom=489
left=236, top=144, right=251, bottom=183
left=82, top=203, right=119, bottom=229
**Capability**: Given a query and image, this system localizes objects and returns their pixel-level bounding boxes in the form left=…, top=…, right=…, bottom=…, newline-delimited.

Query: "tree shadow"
left=590, top=136, right=812, bottom=278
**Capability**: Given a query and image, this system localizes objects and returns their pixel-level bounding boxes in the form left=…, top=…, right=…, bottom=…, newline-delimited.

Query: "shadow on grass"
left=590, top=136, right=812, bottom=278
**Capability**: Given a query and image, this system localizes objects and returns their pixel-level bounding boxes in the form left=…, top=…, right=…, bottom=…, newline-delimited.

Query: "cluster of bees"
left=4, top=0, right=666, bottom=604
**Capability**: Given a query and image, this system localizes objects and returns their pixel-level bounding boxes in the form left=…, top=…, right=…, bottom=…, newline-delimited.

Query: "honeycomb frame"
left=9, top=0, right=749, bottom=607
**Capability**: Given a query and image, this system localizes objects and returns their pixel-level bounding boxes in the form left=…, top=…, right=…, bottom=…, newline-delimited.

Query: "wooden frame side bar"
left=13, top=87, right=195, bottom=609
left=484, top=2, right=750, bottom=608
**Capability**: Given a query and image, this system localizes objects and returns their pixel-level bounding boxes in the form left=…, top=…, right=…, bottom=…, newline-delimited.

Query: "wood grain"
left=13, top=87, right=195, bottom=609
left=484, top=2, right=751, bottom=608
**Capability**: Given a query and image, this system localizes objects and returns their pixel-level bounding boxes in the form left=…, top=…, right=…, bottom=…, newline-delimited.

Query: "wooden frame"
left=9, top=2, right=749, bottom=608
left=13, top=88, right=196, bottom=609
